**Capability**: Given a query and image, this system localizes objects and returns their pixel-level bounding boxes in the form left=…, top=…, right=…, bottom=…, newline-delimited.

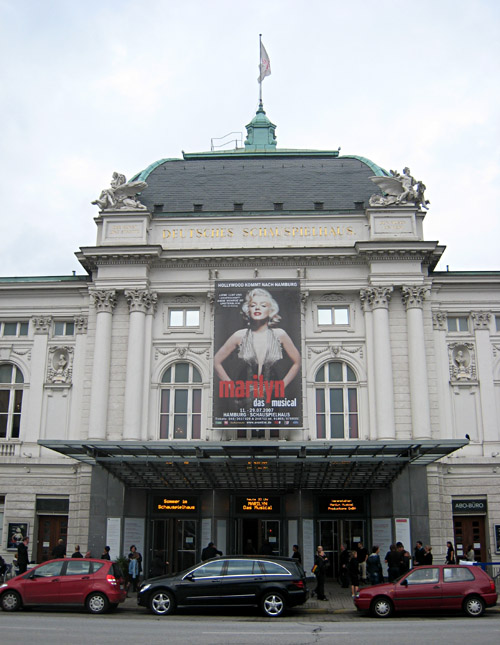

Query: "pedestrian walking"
left=445, top=541, right=456, bottom=564
left=17, top=536, right=29, bottom=574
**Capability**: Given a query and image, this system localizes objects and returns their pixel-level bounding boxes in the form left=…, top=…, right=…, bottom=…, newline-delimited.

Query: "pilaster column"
left=432, top=312, right=452, bottom=439
left=359, top=290, right=376, bottom=439
left=88, top=290, right=116, bottom=440
left=471, top=311, right=496, bottom=444
left=361, top=286, right=395, bottom=439
left=402, top=286, right=431, bottom=439
left=123, top=289, right=157, bottom=440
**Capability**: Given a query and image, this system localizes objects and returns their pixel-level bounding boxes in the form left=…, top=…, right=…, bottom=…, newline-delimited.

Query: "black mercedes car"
left=137, top=556, right=307, bottom=617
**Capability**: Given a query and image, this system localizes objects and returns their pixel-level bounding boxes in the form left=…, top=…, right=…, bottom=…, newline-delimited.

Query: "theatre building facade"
left=1, top=105, right=500, bottom=575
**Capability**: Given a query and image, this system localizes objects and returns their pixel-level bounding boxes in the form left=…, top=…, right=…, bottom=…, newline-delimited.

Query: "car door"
left=21, top=560, right=65, bottom=605
left=392, top=567, right=442, bottom=611
left=57, top=559, right=94, bottom=604
left=441, top=566, right=476, bottom=609
left=218, top=559, right=263, bottom=605
left=177, top=560, right=225, bottom=605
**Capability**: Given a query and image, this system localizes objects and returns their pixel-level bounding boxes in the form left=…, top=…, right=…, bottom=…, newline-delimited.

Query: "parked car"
left=354, top=564, right=498, bottom=618
left=137, top=556, right=308, bottom=617
left=0, top=558, right=127, bottom=614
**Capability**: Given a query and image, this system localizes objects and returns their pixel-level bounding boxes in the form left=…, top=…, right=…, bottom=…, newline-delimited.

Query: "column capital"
left=432, top=311, right=447, bottom=330
left=360, top=286, right=393, bottom=310
left=32, top=316, right=52, bottom=334
left=125, top=289, right=158, bottom=314
left=471, top=311, right=491, bottom=330
left=401, top=285, right=428, bottom=310
left=90, top=289, right=117, bottom=313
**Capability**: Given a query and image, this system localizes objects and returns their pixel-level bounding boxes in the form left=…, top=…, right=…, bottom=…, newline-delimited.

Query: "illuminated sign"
left=236, top=496, right=281, bottom=513
left=153, top=496, right=197, bottom=513
left=318, top=496, right=364, bottom=514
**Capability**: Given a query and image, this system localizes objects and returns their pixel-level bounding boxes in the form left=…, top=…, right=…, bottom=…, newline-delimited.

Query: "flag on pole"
left=258, top=41, right=271, bottom=83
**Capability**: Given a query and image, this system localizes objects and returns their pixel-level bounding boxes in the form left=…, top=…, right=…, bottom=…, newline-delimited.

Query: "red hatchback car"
left=0, top=558, right=126, bottom=614
left=355, top=564, right=497, bottom=618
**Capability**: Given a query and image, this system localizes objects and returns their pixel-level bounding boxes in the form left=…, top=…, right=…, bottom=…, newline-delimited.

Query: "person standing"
left=414, top=540, right=425, bottom=566
left=128, top=552, right=140, bottom=593
left=357, top=541, right=368, bottom=584
left=101, top=546, right=111, bottom=560
left=128, top=544, right=142, bottom=574
left=291, top=544, right=302, bottom=563
left=465, top=544, right=475, bottom=562
left=385, top=544, right=400, bottom=582
left=201, top=542, right=222, bottom=561
left=313, top=546, right=328, bottom=601
left=445, top=541, right=456, bottom=564
left=51, top=538, right=66, bottom=559
left=17, top=536, right=29, bottom=574
left=397, top=542, right=410, bottom=576
left=423, top=545, right=433, bottom=564
left=71, top=545, right=83, bottom=558
left=366, top=546, right=383, bottom=585
left=348, top=550, right=360, bottom=598
left=338, top=543, right=349, bottom=588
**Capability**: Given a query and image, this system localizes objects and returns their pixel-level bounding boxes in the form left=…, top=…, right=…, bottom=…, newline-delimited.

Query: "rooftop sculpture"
left=92, top=172, right=148, bottom=211
left=369, top=167, right=429, bottom=209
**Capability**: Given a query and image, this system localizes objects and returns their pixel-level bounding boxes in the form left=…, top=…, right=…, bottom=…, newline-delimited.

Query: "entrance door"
left=37, top=515, right=68, bottom=563
left=236, top=518, right=281, bottom=556
left=453, top=516, right=486, bottom=562
left=318, top=519, right=365, bottom=578
left=150, top=518, right=198, bottom=574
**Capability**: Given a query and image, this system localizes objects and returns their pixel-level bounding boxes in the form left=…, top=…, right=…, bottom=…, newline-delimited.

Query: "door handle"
left=51, top=578, right=60, bottom=582
left=82, top=576, right=90, bottom=579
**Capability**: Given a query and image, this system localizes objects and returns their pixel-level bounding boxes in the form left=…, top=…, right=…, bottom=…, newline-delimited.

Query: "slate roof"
left=134, top=154, right=387, bottom=215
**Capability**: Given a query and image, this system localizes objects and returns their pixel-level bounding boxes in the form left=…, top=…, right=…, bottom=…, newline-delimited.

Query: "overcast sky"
left=1, top=0, right=499, bottom=276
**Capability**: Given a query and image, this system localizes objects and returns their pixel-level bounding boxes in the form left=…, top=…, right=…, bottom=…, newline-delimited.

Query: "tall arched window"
left=0, top=363, right=24, bottom=440
left=160, top=362, right=202, bottom=440
left=314, top=361, right=358, bottom=439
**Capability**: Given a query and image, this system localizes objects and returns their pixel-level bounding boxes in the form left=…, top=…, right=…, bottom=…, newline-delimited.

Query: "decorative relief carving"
left=432, top=312, right=447, bottom=330
left=207, top=292, right=215, bottom=306
left=369, top=167, right=429, bottom=210
left=155, top=345, right=210, bottom=360
left=32, top=316, right=52, bottom=334
left=448, top=342, right=476, bottom=382
left=90, top=290, right=117, bottom=313
left=74, top=316, right=88, bottom=334
left=318, top=293, right=346, bottom=302
left=360, top=286, right=393, bottom=310
left=172, top=295, right=198, bottom=304
left=308, top=344, right=363, bottom=359
left=125, top=289, right=158, bottom=314
left=401, top=285, right=428, bottom=309
left=47, top=346, right=73, bottom=384
left=471, top=311, right=491, bottom=330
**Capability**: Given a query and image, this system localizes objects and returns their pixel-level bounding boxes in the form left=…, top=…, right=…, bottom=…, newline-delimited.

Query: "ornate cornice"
left=32, top=316, right=52, bottom=334
left=432, top=311, right=447, bottom=330
left=74, top=316, right=88, bottom=334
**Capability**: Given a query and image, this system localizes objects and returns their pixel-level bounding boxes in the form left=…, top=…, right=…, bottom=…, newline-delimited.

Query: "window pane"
left=328, top=362, right=342, bottom=382
left=318, top=307, right=332, bottom=325
left=194, top=561, right=224, bottom=577
left=161, top=367, right=172, bottom=383
left=14, top=390, right=22, bottom=413
left=169, top=310, right=184, bottom=326
left=346, top=366, right=356, bottom=382
left=193, top=389, right=201, bottom=414
left=160, top=414, right=169, bottom=439
left=330, top=388, right=343, bottom=413
left=14, top=367, right=24, bottom=384
left=226, top=560, right=257, bottom=575
left=160, top=390, right=170, bottom=414
left=66, top=561, right=92, bottom=575
left=348, top=388, right=357, bottom=413
left=315, top=365, right=325, bottom=382
left=0, top=390, right=9, bottom=412
left=349, top=414, right=359, bottom=439
left=174, top=390, right=188, bottom=412
left=0, top=365, right=13, bottom=383
left=0, top=415, right=6, bottom=438
left=192, top=414, right=201, bottom=439
left=34, top=561, right=65, bottom=577
left=447, top=318, right=457, bottom=332
left=54, top=322, right=65, bottom=335
left=334, top=307, right=349, bottom=325
left=3, top=323, right=17, bottom=336
left=316, top=414, right=326, bottom=439
left=192, top=366, right=202, bottom=383
left=315, top=388, right=325, bottom=413
left=174, top=363, right=189, bottom=383
left=173, top=415, right=187, bottom=438
left=458, top=317, right=468, bottom=332
left=185, top=310, right=199, bottom=326
left=19, top=322, right=29, bottom=336
left=12, top=414, right=21, bottom=439
left=331, top=414, right=344, bottom=438
left=65, top=322, right=75, bottom=335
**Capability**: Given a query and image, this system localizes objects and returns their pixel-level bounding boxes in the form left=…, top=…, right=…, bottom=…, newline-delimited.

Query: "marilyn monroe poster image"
left=213, top=280, right=302, bottom=428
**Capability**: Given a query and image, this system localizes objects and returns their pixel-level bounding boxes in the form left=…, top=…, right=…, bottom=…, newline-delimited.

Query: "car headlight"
left=0, top=583, right=7, bottom=589
left=140, top=583, right=151, bottom=592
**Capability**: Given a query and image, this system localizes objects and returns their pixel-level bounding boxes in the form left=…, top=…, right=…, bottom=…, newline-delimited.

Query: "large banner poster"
left=213, top=280, right=302, bottom=428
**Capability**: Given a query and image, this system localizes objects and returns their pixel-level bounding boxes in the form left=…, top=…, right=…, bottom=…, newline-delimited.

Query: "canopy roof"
left=39, top=439, right=467, bottom=491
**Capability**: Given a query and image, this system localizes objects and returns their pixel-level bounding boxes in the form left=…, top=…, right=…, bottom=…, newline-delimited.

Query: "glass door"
left=318, top=519, right=338, bottom=577
left=260, top=519, right=280, bottom=556
left=176, top=519, right=197, bottom=571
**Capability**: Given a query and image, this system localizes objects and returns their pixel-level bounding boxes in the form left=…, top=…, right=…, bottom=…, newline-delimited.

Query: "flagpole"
left=259, top=33, right=262, bottom=105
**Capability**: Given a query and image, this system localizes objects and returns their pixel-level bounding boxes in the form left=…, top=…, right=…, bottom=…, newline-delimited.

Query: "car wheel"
left=1, top=591, right=21, bottom=612
left=463, top=595, right=485, bottom=617
left=150, top=590, right=176, bottom=616
left=370, top=596, right=394, bottom=618
left=261, top=591, right=286, bottom=617
left=86, top=592, right=109, bottom=614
